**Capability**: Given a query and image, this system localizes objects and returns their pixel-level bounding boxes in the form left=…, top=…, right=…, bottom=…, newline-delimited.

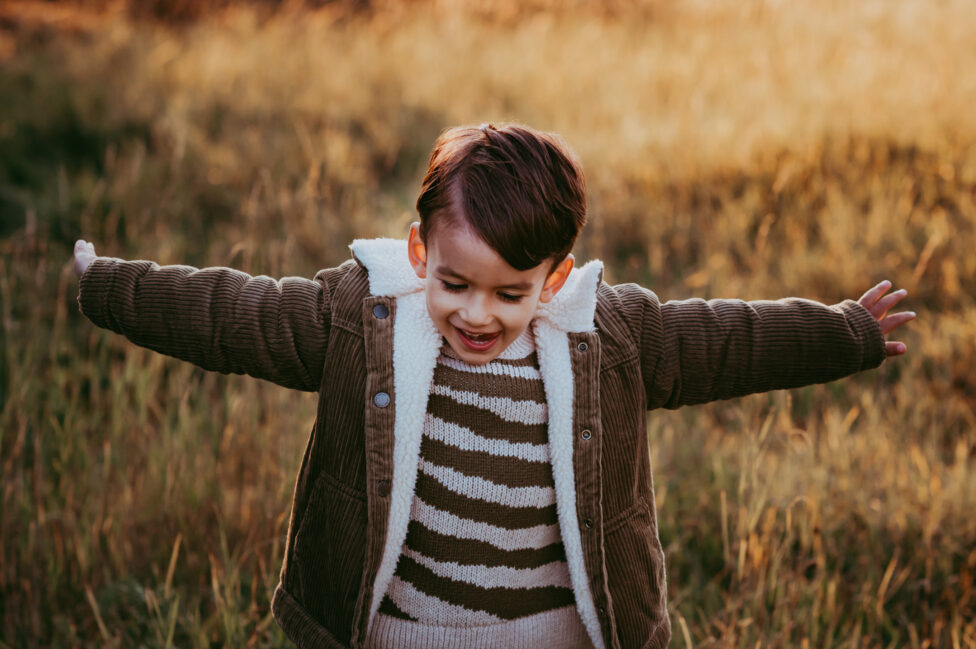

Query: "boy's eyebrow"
left=434, top=265, right=534, bottom=291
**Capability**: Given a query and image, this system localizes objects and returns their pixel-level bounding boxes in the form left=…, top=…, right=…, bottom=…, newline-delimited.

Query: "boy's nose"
left=460, top=295, right=493, bottom=327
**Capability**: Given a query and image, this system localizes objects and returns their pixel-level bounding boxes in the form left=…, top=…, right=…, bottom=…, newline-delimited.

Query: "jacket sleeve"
left=78, top=256, right=336, bottom=392
left=616, top=284, right=888, bottom=410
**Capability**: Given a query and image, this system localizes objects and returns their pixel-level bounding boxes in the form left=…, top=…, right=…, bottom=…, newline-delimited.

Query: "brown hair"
left=416, top=123, right=587, bottom=272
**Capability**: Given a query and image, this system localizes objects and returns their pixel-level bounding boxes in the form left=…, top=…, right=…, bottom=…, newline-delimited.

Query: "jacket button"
left=581, top=429, right=592, bottom=440
left=599, top=606, right=607, bottom=615
left=373, top=392, right=391, bottom=408
left=377, top=479, right=390, bottom=497
left=577, top=341, right=588, bottom=352
left=584, top=518, right=594, bottom=529
left=372, top=304, right=389, bottom=319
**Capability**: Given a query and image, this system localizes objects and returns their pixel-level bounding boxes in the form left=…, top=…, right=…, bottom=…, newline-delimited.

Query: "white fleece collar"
left=349, top=237, right=603, bottom=334
left=350, top=237, right=607, bottom=649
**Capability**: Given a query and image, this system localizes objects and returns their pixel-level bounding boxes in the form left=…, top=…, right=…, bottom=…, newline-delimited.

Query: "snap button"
left=581, top=429, right=592, bottom=440
left=577, top=342, right=588, bottom=352
left=373, top=392, right=390, bottom=408
left=584, top=518, right=594, bottom=529
left=599, top=606, right=607, bottom=615
left=377, top=479, right=391, bottom=497
left=372, top=304, right=389, bottom=319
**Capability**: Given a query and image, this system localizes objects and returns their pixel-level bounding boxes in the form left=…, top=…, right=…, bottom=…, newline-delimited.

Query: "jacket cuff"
left=77, top=257, right=121, bottom=333
left=836, top=299, right=886, bottom=371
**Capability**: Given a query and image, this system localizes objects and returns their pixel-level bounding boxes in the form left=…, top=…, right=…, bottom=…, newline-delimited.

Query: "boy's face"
left=407, top=221, right=573, bottom=365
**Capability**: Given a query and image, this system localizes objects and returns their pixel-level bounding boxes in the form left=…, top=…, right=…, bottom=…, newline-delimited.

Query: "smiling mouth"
left=455, top=327, right=501, bottom=351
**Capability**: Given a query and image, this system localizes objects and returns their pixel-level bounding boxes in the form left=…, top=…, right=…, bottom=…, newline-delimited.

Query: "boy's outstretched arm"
left=620, top=280, right=915, bottom=410
left=74, top=240, right=334, bottom=392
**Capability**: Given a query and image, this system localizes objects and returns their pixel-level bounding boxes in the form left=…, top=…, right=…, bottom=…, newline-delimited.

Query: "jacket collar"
left=349, top=237, right=603, bottom=333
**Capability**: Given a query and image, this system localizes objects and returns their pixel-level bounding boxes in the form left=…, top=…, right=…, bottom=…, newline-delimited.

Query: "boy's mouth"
left=455, top=327, right=501, bottom=352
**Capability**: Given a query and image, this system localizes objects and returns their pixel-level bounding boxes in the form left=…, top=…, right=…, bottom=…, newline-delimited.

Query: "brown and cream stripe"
left=371, top=330, right=592, bottom=647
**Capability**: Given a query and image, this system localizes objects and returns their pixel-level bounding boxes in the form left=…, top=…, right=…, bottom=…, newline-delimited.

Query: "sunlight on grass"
left=2, top=1, right=975, bottom=646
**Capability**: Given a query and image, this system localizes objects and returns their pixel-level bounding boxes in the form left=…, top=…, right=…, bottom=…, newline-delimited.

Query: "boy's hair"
left=416, top=123, right=587, bottom=272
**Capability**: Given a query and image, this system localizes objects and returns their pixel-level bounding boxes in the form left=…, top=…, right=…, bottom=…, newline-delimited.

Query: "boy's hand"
left=858, top=280, right=916, bottom=356
left=74, top=239, right=96, bottom=277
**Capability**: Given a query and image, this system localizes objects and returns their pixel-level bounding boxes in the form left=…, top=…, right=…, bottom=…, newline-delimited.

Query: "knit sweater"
left=367, top=328, right=594, bottom=649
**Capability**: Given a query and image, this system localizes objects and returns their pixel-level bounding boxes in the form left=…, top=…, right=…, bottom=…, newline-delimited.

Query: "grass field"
left=2, top=1, right=976, bottom=647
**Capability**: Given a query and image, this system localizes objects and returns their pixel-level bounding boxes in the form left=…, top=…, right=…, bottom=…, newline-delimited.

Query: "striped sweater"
left=367, top=327, right=595, bottom=649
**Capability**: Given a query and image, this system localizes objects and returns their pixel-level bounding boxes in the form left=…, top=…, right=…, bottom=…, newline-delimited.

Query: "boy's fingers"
left=871, top=288, right=908, bottom=319
left=75, top=240, right=96, bottom=258
left=858, top=280, right=891, bottom=308
left=880, top=310, right=916, bottom=335
left=885, top=341, right=907, bottom=356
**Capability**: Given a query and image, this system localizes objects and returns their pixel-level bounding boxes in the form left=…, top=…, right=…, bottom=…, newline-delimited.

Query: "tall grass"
left=2, top=1, right=975, bottom=646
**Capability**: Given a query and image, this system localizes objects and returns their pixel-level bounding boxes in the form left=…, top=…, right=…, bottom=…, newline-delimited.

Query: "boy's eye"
left=440, top=280, right=522, bottom=303
left=441, top=281, right=466, bottom=292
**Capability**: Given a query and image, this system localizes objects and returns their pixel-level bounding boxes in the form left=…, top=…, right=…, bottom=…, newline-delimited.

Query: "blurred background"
left=2, top=0, right=975, bottom=646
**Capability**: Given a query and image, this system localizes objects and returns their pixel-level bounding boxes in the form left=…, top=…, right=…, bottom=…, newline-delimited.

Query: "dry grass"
left=2, top=1, right=975, bottom=647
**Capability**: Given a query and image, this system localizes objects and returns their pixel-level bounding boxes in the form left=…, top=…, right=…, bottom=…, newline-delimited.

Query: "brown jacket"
left=78, top=238, right=886, bottom=649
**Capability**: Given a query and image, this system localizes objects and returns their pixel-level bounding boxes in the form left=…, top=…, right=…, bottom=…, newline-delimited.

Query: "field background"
left=2, top=0, right=975, bottom=647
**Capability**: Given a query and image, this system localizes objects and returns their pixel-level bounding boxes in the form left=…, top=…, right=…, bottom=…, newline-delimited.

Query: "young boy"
left=74, top=123, right=914, bottom=649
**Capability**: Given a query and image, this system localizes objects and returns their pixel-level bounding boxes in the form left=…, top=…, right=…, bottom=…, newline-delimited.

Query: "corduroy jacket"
left=78, top=238, right=887, bottom=649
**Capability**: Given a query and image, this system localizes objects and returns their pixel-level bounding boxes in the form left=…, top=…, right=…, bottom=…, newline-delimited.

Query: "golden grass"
left=2, top=1, right=975, bottom=646
left=43, top=0, right=976, bottom=175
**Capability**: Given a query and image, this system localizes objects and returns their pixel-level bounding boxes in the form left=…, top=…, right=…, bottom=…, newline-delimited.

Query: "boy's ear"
left=407, top=222, right=428, bottom=279
left=539, top=255, right=574, bottom=303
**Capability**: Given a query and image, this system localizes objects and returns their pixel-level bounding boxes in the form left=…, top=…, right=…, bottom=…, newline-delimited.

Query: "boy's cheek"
left=424, top=292, right=454, bottom=328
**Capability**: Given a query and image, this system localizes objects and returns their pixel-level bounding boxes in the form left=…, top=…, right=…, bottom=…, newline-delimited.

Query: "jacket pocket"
left=292, top=472, right=367, bottom=646
left=604, top=498, right=671, bottom=649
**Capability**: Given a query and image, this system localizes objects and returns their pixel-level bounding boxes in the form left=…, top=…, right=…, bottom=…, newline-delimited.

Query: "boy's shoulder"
left=595, top=280, right=660, bottom=313
left=314, top=240, right=424, bottom=330
left=593, top=281, right=661, bottom=368
left=312, top=258, right=370, bottom=329
left=314, top=256, right=367, bottom=290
